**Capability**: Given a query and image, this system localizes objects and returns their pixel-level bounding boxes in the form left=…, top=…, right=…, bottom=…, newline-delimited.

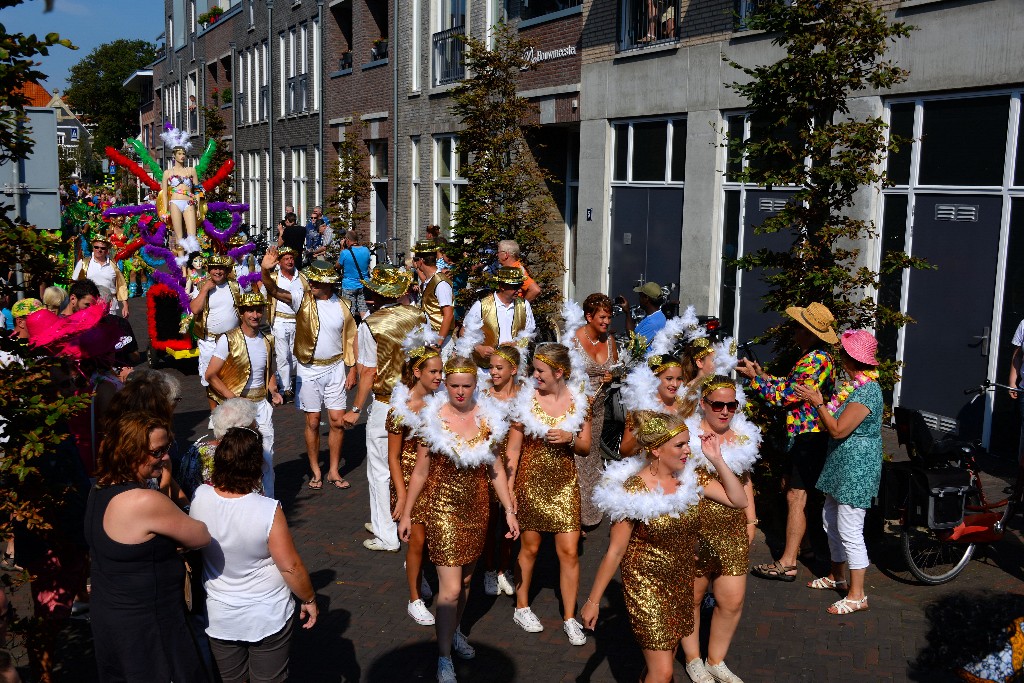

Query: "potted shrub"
left=198, top=5, right=224, bottom=26
left=211, top=87, right=220, bottom=106
left=371, top=37, right=388, bottom=61
left=222, top=89, right=233, bottom=104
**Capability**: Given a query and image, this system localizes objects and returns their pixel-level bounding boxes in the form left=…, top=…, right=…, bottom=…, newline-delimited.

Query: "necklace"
left=582, top=327, right=604, bottom=346
left=826, top=370, right=879, bottom=412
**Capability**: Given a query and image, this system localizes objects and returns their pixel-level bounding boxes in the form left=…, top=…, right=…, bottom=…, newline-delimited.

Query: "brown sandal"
left=751, top=560, right=798, bottom=582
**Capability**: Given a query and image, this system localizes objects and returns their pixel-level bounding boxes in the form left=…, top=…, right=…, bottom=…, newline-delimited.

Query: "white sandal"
left=807, top=576, right=848, bottom=590
left=828, top=595, right=868, bottom=615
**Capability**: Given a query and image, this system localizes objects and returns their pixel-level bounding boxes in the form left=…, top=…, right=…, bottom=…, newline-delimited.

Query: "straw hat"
left=839, top=329, right=878, bottom=366
left=237, top=292, right=267, bottom=309
left=785, top=302, right=839, bottom=345
left=413, top=239, right=438, bottom=256
left=206, top=253, right=235, bottom=269
left=302, top=260, right=340, bottom=284
left=492, top=266, right=525, bottom=286
left=361, top=264, right=413, bottom=298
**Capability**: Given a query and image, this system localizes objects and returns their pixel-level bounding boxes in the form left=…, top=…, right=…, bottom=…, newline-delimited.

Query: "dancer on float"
left=158, top=124, right=203, bottom=258
left=580, top=411, right=748, bottom=683
left=387, top=323, right=443, bottom=626
left=680, top=373, right=761, bottom=683
left=398, top=356, right=519, bottom=683
left=505, top=301, right=594, bottom=646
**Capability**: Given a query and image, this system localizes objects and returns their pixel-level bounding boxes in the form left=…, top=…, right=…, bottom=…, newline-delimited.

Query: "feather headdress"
left=160, top=122, right=192, bottom=152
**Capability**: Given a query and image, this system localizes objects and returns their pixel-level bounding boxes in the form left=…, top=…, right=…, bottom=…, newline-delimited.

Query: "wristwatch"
left=350, top=406, right=361, bottom=414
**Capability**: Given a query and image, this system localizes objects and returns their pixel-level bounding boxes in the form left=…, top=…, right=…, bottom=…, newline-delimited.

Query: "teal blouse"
left=816, top=381, right=883, bottom=509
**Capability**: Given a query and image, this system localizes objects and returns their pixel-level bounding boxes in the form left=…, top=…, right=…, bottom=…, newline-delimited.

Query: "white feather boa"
left=512, top=377, right=589, bottom=439
left=556, top=299, right=595, bottom=400
left=454, top=317, right=484, bottom=360
left=592, top=455, right=702, bottom=523
left=415, top=391, right=510, bottom=469
left=619, top=363, right=673, bottom=414
left=388, top=383, right=427, bottom=432
left=648, top=307, right=698, bottom=359
left=712, top=336, right=740, bottom=376
left=402, top=322, right=440, bottom=358
left=684, top=405, right=762, bottom=476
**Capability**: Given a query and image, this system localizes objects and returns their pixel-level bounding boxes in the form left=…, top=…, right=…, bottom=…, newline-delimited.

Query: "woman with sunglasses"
left=398, top=356, right=519, bottom=683
left=190, top=427, right=318, bottom=683
left=580, top=411, right=747, bottom=683
left=387, top=330, right=443, bottom=627
left=85, top=413, right=212, bottom=682
left=680, top=375, right=761, bottom=683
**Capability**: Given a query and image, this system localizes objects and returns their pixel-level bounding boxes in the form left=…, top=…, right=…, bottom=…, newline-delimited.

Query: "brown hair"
left=101, top=371, right=177, bottom=434
left=212, top=427, right=264, bottom=494
left=582, top=293, right=613, bottom=319
left=400, top=349, right=442, bottom=388
left=491, top=344, right=521, bottom=369
left=839, top=348, right=873, bottom=374
left=96, top=413, right=171, bottom=487
left=417, top=252, right=438, bottom=267
left=533, top=342, right=571, bottom=379
left=633, top=410, right=689, bottom=451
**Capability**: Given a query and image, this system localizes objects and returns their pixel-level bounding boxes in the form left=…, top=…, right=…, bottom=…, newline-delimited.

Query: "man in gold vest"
left=413, top=239, right=454, bottom=349
left=266, top=246, right=304, bottom=403
left=462, top=267, right=537, bottom=368
left=344, top=264, right=422, bottom=552
left=205, top=291, right=283, bottom=496
left=189, top=253, right=241, bottom=410
left=261, top=247, right=357, bottom=491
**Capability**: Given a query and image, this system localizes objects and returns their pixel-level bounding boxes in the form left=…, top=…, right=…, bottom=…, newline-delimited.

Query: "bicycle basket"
left=907, top=466, right=973, bottom=530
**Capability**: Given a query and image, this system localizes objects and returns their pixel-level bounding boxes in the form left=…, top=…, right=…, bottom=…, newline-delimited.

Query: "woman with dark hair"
left=189, top=427, right=318, bottom=683
left=572, top=293, right=619, bottom=529
left=85, top=413, right=212, bottom=682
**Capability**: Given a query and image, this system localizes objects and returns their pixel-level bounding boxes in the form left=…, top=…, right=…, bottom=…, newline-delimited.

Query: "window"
left=410, top=0, right=420, bottom=89
left=411, top=137, right=421, bottom=243
left=433, top=135, right=467, bottom=230
left=263, top=150, right=271, bottom=232
left=724, top=112, right=803, bottom=183
left=189, top=0, right=196, bottom=35
left=918, top=96, right=1009, bottom=187
left=292, top=147, right=308, bottom=221
left=260, top=42, right=269, bottom=120
left=314, top=145, right=322, bottom=206
left=522, top=0, right=578, bottom=21
left=433, top=0, right=465, bottom=86
left=619, top=0, right=680, bottom=51
left=278, top=33, right=286, bottom=117
left=312, top=19, right=320, bottom=110
left=368, top=0, right=389, bottom=60
left=331, top=0, right=353, bottom=71
left=248, top=0, right=255, bottom=26
left=369, top=140, right=388, bottom=178
left=611, top=118, right=687, bottom=184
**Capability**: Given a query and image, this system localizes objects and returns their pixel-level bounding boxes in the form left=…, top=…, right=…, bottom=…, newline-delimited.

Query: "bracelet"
left=585, top=598, right=597, bottom=607
left=302, top=595, right=316, bottom=605
left=816, top=403, right=825, bottom=410
left=505, top=509, right=516, bottom=516
left=569, top=434, right=576, bottom=449
left=746, top=519, right=759, bottom=526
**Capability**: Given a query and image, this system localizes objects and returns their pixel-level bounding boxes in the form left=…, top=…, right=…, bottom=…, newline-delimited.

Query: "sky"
left=4, top=0, right=164, bottom=93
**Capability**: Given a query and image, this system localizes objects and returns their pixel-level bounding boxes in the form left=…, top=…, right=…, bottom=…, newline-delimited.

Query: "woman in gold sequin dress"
left=387, top=340, right=443, bottom=627
left=398, top=356, right=520, bottom=683
left=580, top=412, right=748, bottom=683
left=618, top=354, right=691, bottom=458
left=506, top=342, right=593, bottom=645
left=680, top=376, right=761, bottom=683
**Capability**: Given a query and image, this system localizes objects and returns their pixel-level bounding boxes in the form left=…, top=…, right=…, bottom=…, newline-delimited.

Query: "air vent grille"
left=935, top=204, right=979, bottom=222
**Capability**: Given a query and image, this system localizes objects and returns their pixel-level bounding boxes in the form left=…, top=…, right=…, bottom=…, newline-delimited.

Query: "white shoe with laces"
left=496, top=571, right=515, bottom=596
left=437, top=656, right=456, bottom=683
left=407, top=599, right=434, bottom=626
left=420, top=576, right=433, bottom=601
left=363, top=538, right=399, bottom=552
left=685, top=658, right=715, bottom=683
left=451, top=628, right=476, bottom=660
left=563, top=617, right=587, bottom=646
left=483, top=571, right=499, bottom=596
left=705, top=661, right=745, bottom=683
left=513, top=606, right=544, bottom=633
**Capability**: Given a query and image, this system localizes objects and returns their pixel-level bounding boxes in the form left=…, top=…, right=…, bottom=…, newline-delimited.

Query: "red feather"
left=202, top=159, right=234, bottom=192
left=105, top=147, right=160, bottom=191
left=115, top=237, right=146, bottom=262
left=146, top=284, right=194, bottom=352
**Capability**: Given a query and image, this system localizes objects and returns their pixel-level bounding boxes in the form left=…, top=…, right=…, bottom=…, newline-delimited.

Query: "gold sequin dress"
left=695, top=468, right=750, bottom=577
left=386, top=409, right=426, bottom=525
left=514, top=398, right=582, bottom=534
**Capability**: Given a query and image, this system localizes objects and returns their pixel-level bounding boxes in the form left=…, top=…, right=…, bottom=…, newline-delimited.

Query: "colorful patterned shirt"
left=749, top=349, right=835, bottom=436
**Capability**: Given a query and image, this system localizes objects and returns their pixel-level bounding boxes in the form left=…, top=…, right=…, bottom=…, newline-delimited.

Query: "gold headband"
left=535, top=353, right=570, bottom=377
left=701, top=377, right=736, bottom=399
left=444, top=358, right=478, bottom=376
left=638, top=415, right=689, bottom=449
left=491, top=346, right=520, bottom=368
left=410, top=348, right=440, bottom=370
left=648, top=354, right=682, bottom=375
left=690, top=337, right=714, bottom=361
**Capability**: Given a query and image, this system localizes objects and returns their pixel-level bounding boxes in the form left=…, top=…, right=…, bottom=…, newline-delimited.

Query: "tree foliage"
left=65, top=38, right=158, bottom=151
left=201, top=104, right=234, bottom=203
left=325, top=118, right=371, bottom=243
left=726, top=0, right=926, bottom=384
left=449, top=24, right=564, bottom=327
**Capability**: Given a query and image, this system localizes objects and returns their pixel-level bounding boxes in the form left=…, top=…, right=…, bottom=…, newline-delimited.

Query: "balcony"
left=619, top=0, right=681, bottom=52
left=432, top=25, right=465, bottom=87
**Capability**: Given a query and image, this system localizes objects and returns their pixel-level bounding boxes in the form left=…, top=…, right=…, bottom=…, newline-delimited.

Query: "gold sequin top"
left=513, top=399, right=582, bottom=533
left=694, top=466, right=750, bottom=577
left=386, top=408, right=426, bottom=525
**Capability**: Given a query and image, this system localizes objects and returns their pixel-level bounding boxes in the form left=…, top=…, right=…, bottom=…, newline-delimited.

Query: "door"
left=898, top=194, right=1003, bottom=438
left=609, top=186, right=683, bottom=331
left=372, top=181, right=389, bottom=263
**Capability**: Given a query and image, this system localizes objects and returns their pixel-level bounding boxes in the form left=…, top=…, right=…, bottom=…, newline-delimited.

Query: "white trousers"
left=254, top=398, right=276, bottom=498
left=272, top=320, right=297, bottom=392
left=197, top=337, right=217, bottom=387
left=822, top=494, right=869, bottom=570
left=366, top=399, right=399, bottom=549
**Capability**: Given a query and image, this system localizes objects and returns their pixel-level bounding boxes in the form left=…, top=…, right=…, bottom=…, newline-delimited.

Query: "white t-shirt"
left=1013, top=319, right=1024, bottom=388
left=431, top=278, right=454, bottom=308
left=189, top=486, right=294, bottom=642
left=275, top=269, right=304, bottom=318
left=190, top=283, right=240, bottom=336
left=464, top=294, right=536, bottom=345
left=311, top=297, right=345, bottom=361
left=74, top=258, right=119, bottom=312
left=357, top=323, right=377, bottom=368
left=213, top=333, right=272, bottom=392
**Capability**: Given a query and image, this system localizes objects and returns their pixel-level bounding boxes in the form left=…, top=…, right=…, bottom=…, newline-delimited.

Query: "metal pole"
left=229, top=41, right=238, bottom=197
left=267, top=0, right=276, bottom=240
left=318, top=0, right=324, bottom=216
left=391, top=0, right=399, bottom=264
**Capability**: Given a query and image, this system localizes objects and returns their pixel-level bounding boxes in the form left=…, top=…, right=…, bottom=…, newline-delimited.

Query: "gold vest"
left=364, top=304, right=426, bottom=401
left=293, top=286, right=357, bottom=367
left=473, top=294, right=528, bottom=368
left=76, top=258, right=129, bottom=302
left=420, top=271, right=453, bottom=334
left=211, top=326, right=275, bottom=404
left=266, top=268, right=301, bottom=326
left=193, top=279, right=241, bottom=340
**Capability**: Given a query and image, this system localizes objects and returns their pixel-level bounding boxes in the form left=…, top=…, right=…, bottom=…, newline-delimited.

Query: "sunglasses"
left=704, top=399, right=740, bottom=413
left=92, top=245, right=109, bottom=251
left=147, top=443, right=173, bottom=458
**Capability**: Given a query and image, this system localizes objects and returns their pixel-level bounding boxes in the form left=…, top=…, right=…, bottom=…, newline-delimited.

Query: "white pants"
left=197, top=337, right=217, bottom=387
left=253, top=398, right=276, bottom=498
left=822, top=494, right=869, bottom=570
left=295, top=361, right=348, bottom=412
left=366, top=399, right=398, bottom=549
left=272, top=319, right=297, bottom=392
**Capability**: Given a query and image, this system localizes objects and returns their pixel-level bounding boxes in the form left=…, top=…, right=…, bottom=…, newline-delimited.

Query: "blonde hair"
left=533, top=342, right=571, bottom=379
left=42, top=286, right=67, bottom=314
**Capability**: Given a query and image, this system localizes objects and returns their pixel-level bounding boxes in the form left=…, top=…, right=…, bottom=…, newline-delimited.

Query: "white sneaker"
left=513, top=606, right=544, bottom=633
left=685, top=658, right=715, bottom=683
left=407, top=599, right=434, bottom=626
left=563, top=617, right=587, bottom=646
left=483, top=571, right=499, bottom=596
left=437, top=656, right=456, bottom=683
left=705, top=661, right=745, bottom=683
left=363, top=538, right=399, bottom=552
left=420, top=576, right=433, bottom=601
left=451, top=628, right=476, bottom=660
left=364, top=522, right=374, bottom=533
left=496, top=571, right=515, bottom=596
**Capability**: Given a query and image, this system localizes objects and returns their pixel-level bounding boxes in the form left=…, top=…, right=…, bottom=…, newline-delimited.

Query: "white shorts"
left=295, top=361, right=348, bottom=413
left=197, top=337, right=217, bottom=387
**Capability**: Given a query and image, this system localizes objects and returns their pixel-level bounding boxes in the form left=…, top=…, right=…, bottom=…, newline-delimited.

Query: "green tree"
left=201, top=104, right=234, bottom=202
left=325, top=118, right=371, bottom=244
left=449, top=24, right=564, bottom=326
left=726, top=0, right=926, bottom=384
left=73, top=131, right=100, bottom=182
left=65, top=39, right=158, bottom=151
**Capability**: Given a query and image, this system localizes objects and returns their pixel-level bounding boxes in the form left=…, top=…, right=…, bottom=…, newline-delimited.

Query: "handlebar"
left=965, top=379, right=1017, bottom=396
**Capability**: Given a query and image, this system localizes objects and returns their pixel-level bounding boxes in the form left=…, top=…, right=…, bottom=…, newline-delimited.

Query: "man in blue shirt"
left=336, top=229, right=372, bottom=319
left=616, top=282, right=666, bottom=348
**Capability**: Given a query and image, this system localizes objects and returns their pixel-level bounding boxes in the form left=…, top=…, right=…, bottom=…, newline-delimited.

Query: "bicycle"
left=883, top=380, right=1024, bottom=584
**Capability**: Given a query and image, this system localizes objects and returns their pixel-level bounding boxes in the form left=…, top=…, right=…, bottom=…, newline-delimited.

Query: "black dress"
left=84, top=482, right=209, bottom=682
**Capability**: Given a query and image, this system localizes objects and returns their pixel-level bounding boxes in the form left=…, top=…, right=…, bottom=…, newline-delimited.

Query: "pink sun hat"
left=840, top=329, right=878, bottom=366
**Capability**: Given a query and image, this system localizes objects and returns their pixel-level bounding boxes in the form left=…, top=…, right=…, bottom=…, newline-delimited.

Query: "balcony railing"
left=432, top=25, right=465, bottom=87
left=619, top=0, right=681, bottom=52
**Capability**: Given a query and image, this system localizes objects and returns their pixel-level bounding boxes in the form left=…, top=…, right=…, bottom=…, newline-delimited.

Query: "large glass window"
left=434, top=135, right=467, bottom=230
left=918, top=96, right=1010, bottom=186
left=887, top=102, right=914, bottom=186
left=619, top=0, right=680, bottom=51
left=611, top=118, right=686, bottom=184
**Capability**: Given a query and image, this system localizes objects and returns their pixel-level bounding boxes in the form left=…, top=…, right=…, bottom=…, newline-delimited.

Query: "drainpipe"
left=391, top=0, right=399, bottom=262
left=318, top=0, right=324, bottom=211
left=267, top=0, right=276, bottom=236
left=229, top=41, right=238, bottom=193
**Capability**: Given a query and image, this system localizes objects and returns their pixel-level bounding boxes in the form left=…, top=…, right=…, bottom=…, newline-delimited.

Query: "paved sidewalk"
left=8, top=302, right=1024, bottom=682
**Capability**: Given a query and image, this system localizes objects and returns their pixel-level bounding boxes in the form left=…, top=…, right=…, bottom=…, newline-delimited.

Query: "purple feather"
left=151, top=271, right=190, bottom=312
left=144, top=243, right=179, bottom=271
left=227, top=243, right=256, bottom=260
left=206, top=202, right=249, bottom=213
left=238, top=272, right=263, bottom=290
left=102, top=204, right=156, bottom=217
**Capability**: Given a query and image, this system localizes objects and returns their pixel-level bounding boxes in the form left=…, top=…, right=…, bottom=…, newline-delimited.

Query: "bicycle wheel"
left=901, top=523, right=976, bottom=585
